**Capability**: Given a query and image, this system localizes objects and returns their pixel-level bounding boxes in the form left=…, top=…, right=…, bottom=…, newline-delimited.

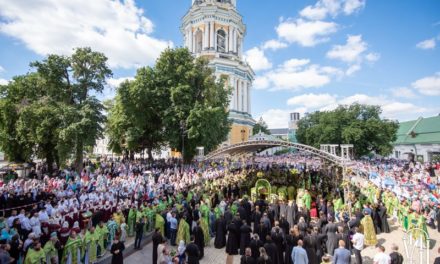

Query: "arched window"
left=195, top=30, right=203, bottom=53
left=217, top=29, right=226, bottom=52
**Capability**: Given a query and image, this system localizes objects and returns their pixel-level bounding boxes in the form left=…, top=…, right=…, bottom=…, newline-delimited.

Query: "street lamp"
left=180, top=120, right=186, bottom=173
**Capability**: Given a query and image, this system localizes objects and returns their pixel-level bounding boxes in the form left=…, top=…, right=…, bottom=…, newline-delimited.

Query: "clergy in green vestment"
left=127, top=207, right=137, bottom=237
left=176, top=218, right=190, bottom=245
left=146, top=206, right=155, bottom=232
left=95, top=221, right=109, bottom=256
left=360, top=211, right=377, bottom=246
left=416, top=214, right=429, bottom=243
left=84, top=226, right=100, bottom=263
left=24, top=242, right=46, bottom=264
left=200, top=202, right=210, bottom=225
left=62, top=231, right=83, bottom=264
left=200, top=218, right=210, bottom=246
left=155, top=213, right=165, bottom=236
left=43, top=233, right=58, bottom=264
left=408, top=210, right=417, bottom=232
left=302, top=190, right=311, bottom=210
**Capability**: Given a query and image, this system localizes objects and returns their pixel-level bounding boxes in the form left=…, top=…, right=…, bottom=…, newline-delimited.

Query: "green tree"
left=296, top=104, right=398, bottom=158
left=107, top=66, right=167, bottom=160
left=253, top=117, right=271, bottom=135
left=107, top=48, right=231, bottom=162
left=156, top=48, right=231, bottom=162
left=0, top=48, right=111, bottom=172
left=32, top=48, right=111, bottom=171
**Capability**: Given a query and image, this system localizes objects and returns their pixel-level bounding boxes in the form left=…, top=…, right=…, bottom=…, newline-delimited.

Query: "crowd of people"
left=0, top=155, right=437, bottom=264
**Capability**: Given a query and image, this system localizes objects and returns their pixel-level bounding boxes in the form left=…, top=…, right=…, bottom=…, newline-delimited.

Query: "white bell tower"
left=182, top=0, right=255, bottom=145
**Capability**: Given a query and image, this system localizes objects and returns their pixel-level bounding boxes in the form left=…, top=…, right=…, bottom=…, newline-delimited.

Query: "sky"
left=0, top=0, right=439, bottom=129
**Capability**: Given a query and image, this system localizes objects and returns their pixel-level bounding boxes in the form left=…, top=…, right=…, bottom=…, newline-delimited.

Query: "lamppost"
left=180, top=120, right=186, bottom=173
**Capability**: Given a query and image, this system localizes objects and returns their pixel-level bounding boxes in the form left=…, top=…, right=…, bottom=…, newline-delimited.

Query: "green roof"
left=394, top=115, right=440, bottom=145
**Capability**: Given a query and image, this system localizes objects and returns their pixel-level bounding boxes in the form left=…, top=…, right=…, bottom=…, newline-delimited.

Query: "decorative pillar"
left=243, top=81, right=247, bottom=113
left=232, top=28, right=236, bottom=53
left=210, top=21, right=215, bottom=49
left=236, top=79, right=241, bottom=111
left=228, top=26, right=233, bottom=53
left=203, top=22, right=209, bottom=50
left=247, top=82, right=251, bottom=114
left=189, top=28, right=193, bottom=52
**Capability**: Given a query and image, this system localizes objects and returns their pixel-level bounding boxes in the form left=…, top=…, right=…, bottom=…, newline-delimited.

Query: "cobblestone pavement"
left=126, top=220, right=439, bottom=264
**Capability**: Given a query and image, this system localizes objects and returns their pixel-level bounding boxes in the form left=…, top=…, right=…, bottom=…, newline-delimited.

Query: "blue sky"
left=0, top=0, right=439, bottom=128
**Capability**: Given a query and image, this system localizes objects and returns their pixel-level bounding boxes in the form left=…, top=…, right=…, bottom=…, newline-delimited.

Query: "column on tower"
left=228, top=26, right=233, bottom=53
left=203, top=22, right=209, bottom=50
left=214, top=25, right=217, bottom=51
left=237, top=79, right=242, bottom=112
left=243, top=81, right=246, bottom=113
left=247, top=83, right=251, bottom=114
left=192, top=30, right=196, bottom=52
left=189, top=28, right=193, bottom=53
left=232, top=28, right=236, bottom=53
left=210, top=21, right=215, bottom=49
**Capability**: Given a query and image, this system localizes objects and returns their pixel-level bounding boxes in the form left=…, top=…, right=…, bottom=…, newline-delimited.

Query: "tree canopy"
left=0, top=48, right=111, bottom=172
left=296, top=104, right=398, bottom=158
left=107, top=48, right=231, bottom=161
left=253, top=117, right=271, bottom=135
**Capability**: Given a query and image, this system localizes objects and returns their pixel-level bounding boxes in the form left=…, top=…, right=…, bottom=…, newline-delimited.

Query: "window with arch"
left=217, top=29, right=226, bottom=53
left=195, top=30, right=203, bottom=53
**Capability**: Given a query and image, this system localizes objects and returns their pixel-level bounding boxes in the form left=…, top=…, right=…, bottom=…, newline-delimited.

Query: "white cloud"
left=327, top=35, right=367, bottom=63
left=276, top=19, right=338, bottom=47
left=266, top=65, right=332, bottom=91
left=255, top=57, right=343, bottom=91
left=261, top=40, right=288, bottom=50
left=287, top=93, right=337, bottom=108
left=326, top=35, right=379, bottom=76
left=107, top=76, right=135, bottom=89
left=258, top=108, right=307, bottom=129
left=281, top=58, right=311, bottom=69
left=254, top=76, right=270, bottom=90
left=412, top=73, right=440, bottom=95
left=365, top=52, right=380, bottom=62
left=244, top=47, right=272, bottom=71
left=390, top=87, right=416, bottom=99
left=343, top=0, right=366, bottom=15
left=0, top=65, right=4, bottom=73
left=0, top=79, right=8, bottom=85
left=285, top=92, right=428, bottom=120
left=345, top=64, right=361, bottom=76
left=299, top=0, right=365, bottom=20
left=416, top=38, right=436, bottom=50
left=0, top=0, right=172, bottom=69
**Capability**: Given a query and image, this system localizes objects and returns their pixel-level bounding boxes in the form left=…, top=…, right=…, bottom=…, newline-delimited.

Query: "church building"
left=181, top=0, right=255, bottom=145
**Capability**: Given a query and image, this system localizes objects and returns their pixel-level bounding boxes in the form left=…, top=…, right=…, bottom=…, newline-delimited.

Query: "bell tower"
left=182, top=0, right=255, bottom=145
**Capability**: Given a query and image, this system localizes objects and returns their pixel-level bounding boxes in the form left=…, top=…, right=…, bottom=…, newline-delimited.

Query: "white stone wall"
left=391, top=144, right=440, bottom=162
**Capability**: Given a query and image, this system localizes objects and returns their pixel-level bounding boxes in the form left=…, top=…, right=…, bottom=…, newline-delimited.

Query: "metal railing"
left=204, top=140, right=347, bottom=165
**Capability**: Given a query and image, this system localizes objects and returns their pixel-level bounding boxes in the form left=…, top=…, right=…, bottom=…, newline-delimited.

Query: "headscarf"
left=177, top=240, right=186, bottom=255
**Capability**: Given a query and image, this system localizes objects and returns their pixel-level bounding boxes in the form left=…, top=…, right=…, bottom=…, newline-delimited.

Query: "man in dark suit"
left=185, top=235, right=200, bottom=264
